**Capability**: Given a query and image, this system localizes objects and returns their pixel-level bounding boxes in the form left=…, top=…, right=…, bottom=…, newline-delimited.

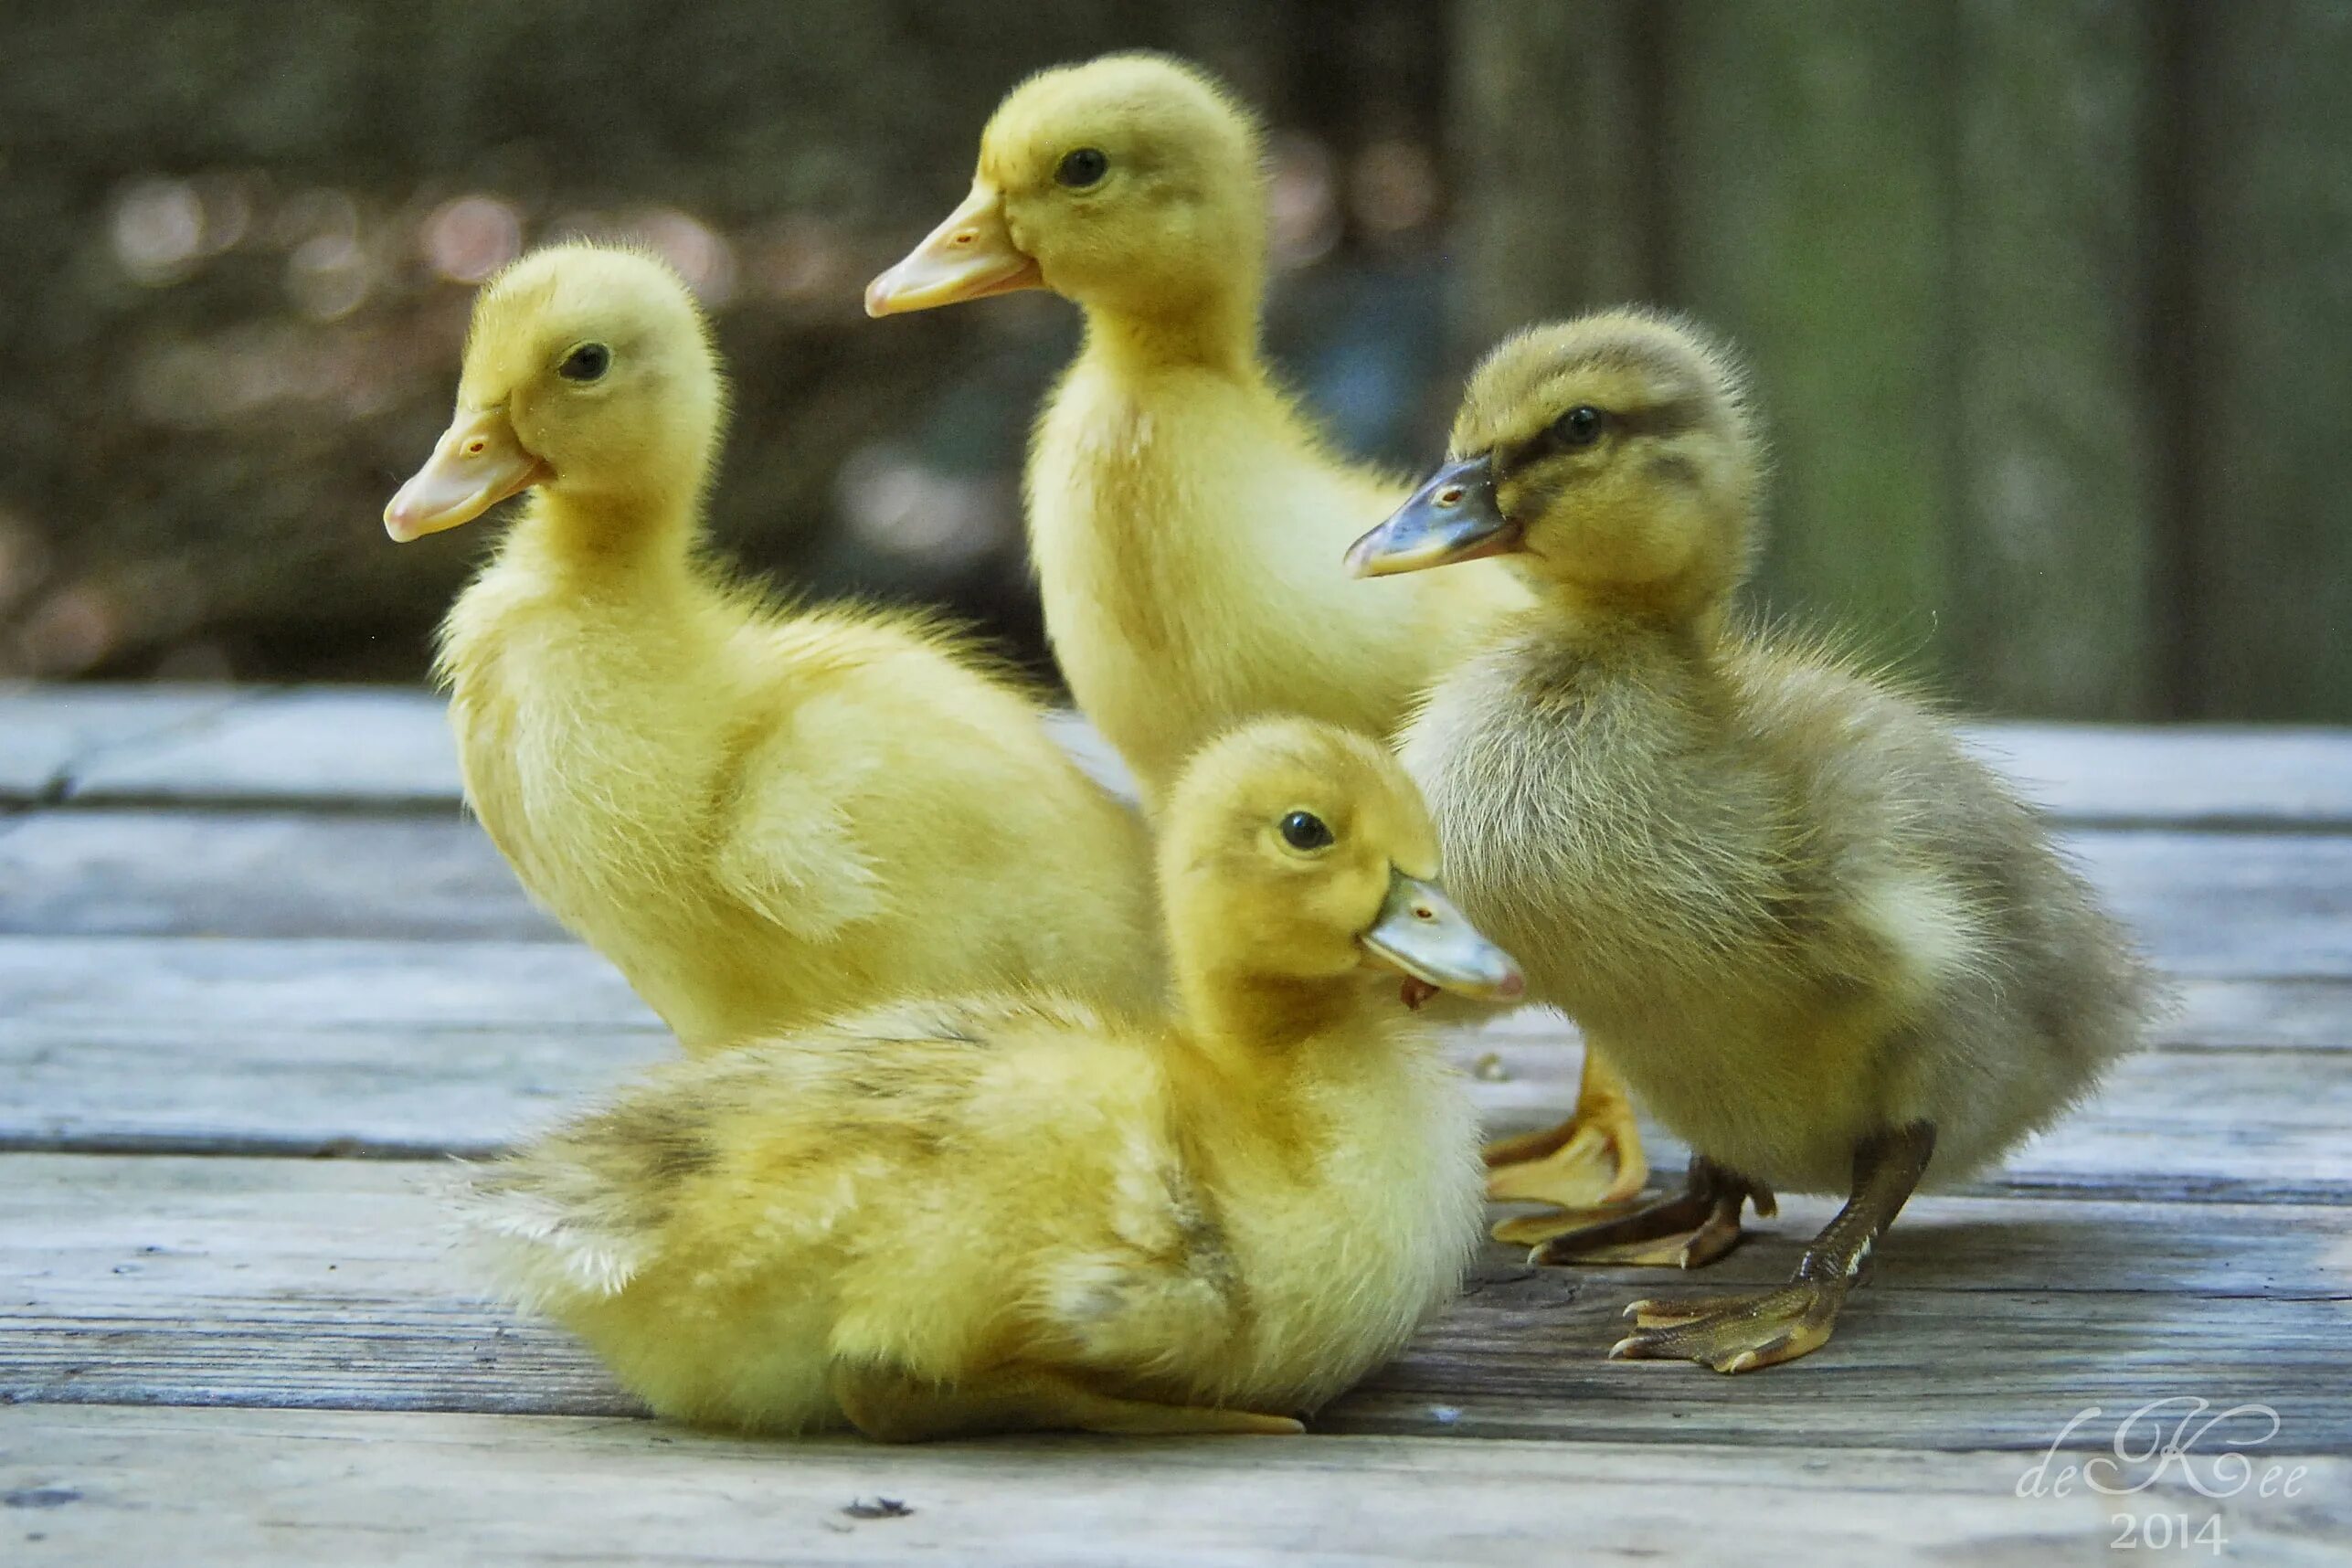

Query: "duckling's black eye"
left=1554, top=404, right=1606, bottom=448
left=1278, top=810, right=1334, bottom=852
left=1055, top=147, right=1110, bottom=189
left=558, top=343, right=611, bottom=383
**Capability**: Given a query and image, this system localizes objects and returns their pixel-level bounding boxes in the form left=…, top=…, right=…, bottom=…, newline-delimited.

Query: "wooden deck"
left=1, top=686, right=2347, bottom=1564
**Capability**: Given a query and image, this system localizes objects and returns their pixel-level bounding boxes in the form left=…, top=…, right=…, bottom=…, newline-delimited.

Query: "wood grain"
left=0, top=938, right=2335, bottom=1046
left=4, top=1156, right=2347, bottom=1453
left=30, top=688, right=2352, bottom=830
left=16, top=1407, right=2341, bottom=1568
left=1968, top=724, right=2352, bottom=830
left=0, top=933, right=2343, bottom=1180
left=0, top=936, right=2342, bottom=1194
left=61, top=687, right=461, bottom=809
left=1475, top=1034, right=2352, bottom=1207
left=2, top=1013, right=2343, bottom=1202
left=0, top=809, right=556, bottom=940
left=41, top=691, right=1149, bottom=814
left=3, top=689, right=2347, bottom=1554
left=0, top=684, right=245, bottom=802
left=5, top=806, right=2347, bottom=980
left=0, top=936, right=654, bottom=1029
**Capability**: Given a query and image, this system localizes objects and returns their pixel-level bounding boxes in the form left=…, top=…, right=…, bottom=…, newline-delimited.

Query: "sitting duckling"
left=467, top=718, right=1520, bottom=1439
left=1347, top=311, right=2155, bottom=1372
left=386, top=243, right=1159, bottom=1049
left=868, top=51, right=1646, bottom=1214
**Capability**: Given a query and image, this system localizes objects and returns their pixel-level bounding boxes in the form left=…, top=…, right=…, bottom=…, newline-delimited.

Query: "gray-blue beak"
left=1361, top=868, right=1524, bottom=1003
left=1345, top=453, right=1520, bottom=578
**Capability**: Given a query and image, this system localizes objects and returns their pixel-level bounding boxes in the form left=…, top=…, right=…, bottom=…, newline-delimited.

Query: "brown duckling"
left=1346, top=310, right=2156, bottom=1372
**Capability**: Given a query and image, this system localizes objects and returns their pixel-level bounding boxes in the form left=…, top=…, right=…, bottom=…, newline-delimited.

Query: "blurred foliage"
left=0, top=0, right=1454, bottom=681
left=18, top=1, right=2345, bottom=720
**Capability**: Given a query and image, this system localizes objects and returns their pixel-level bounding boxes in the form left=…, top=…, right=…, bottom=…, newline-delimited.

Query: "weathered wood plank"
left=0, top=809, right=555, bottom=940
left=1968, top=724, right=2352, bottom=831
left=2191, top=2, right=2352, bottom=721
left=0, top=1022, right=666, bottom=1158
left=22, top=686, right=2352, bottom=829
left=0, top=684, right=245, bottom=802
left=2066, top=832, right=2352, bottom=978
left=1, top=939, right=2342, bottom=1174
left=1948, top=0, right=2161, bottom=719
left=2, top=807, right=2342, bottom=981
left=8, top=1011, right=2344, bottom=1202
left=1658, top=2, right=1955, bottom=672
left=1480, top=980, right=2352, bottom=1054
left=4, top=1156, right=2346, bottom=1452
left=62, top=687, right=459, bottom=809
left=0, top=938, right=2335, bottom=1048
left=0, top=938, right=663, bottom=1156
left=1475, top=1034, right=2352, bottom=1208
left=0, top=936, right=654, bottom=1029
left=16, top=1408, right=2341, bottom=1568
left=4, top=1015, right=2342, bottom=1201
left=44, top=689, right=1147, bottom=813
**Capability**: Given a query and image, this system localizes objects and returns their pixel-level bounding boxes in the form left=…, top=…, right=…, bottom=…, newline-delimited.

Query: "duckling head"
left=1158, top=718, right=1521, bottom=1026
left=386, top=242, right=722, bottom=542
left=865, top=53, right=1265, bottom=335
left=1347, top=310, right=1762, bottom=618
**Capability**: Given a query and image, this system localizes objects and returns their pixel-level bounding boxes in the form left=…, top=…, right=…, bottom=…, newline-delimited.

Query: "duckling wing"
left=1029, top=1156, right=1246, bottom=1377
left=710, top=736, right=888, bottom=944
left=465, top=1016, right=999, bottom=1315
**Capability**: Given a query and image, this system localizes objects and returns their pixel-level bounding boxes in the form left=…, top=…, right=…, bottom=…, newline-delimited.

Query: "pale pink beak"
left=864, top=183, right=1044, bottom=318
left=384, top=407, right=548, bottom=542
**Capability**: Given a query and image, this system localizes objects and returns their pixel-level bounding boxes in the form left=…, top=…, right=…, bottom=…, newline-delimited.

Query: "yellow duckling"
left=864, top=52, right=1535, bottom=805
left=386, top=242, right=1160, bottom=1049
left=1348, top=311, right=2155, bottom=1372
left=467, top=718, right=1520, bottom=1439
left=868, top=51, right=1646, bottom=1213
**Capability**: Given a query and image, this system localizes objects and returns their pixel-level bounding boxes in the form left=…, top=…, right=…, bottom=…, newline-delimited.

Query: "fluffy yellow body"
left=441, top=546, right=1161, bottom=1047
left=398, top=244, right=1160, bottom=1051
left=473, top=721, right=1496, bottom=1437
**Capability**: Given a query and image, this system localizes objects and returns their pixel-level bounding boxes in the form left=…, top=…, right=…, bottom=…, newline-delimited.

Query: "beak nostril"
left=1436, top=487, right=1465, bottom=507
left=464, top=440, right=486, bottom=457
left=953, top=230, right=976, bottom=247
left=1414, top=906, right=1435, bottom=920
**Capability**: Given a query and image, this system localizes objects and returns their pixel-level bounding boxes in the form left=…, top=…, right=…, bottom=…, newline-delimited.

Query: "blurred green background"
left=4, top=0, right=2347, bottom=718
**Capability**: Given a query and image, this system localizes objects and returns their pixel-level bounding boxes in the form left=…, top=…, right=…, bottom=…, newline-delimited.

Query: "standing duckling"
left=867, top=52, right=1645, bottom=1213
left=387, top=243, right=1159, bottom=1049
left=467, top=718, right=1520, bottom=1439
left=1347, top=311, right=2155, bottom=1372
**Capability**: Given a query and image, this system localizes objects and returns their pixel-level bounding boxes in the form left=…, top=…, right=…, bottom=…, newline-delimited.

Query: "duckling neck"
left=1078, top=287, right=1261, bottom=381
left=1538, top=578, right=1736, bottom=656
left=1174, top=962, right=1370, bottom=1064
left=505, top=485, right=702, bottom=592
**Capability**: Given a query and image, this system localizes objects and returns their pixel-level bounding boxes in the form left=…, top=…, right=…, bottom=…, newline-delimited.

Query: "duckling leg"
left=1611, top=1121, right=1934, bottom=1373
left=1483, top=1049, right=1650, bottom=1223
left=832, top=1361, right=1303, bottom=1442
left=1506, top=1151, right=1768, bottom=1259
